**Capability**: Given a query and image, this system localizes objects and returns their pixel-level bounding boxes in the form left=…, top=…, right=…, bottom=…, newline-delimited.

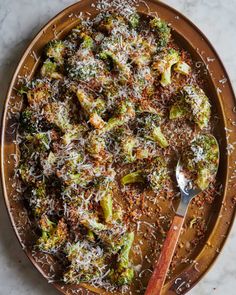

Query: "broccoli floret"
left=80, top=33, right=94, bottom=49
left=103, top=101, right=136, bottom=133
left=78, top=209, right=126, bottom=251
left=98, top=14, right=126, bottom=33
left=76, top=89, right=106, bottom=121
left=87, top=229, right=95, bottom=242
left=137, top=112, right=169, bottom=148
left=135, top=147, right=150, bottom=160
left=64, top=240, right=107, bottom=284
left=18, top=85, right=29, bottom=95
left=25, top=132, right=50, bottom=153
left=99, top=50, right=120, bottom=68
left=110, top=232, right=135, bottom=286
left=116, top=268, right=134, bottom=286
left=20, top=132, right=50, bottom=160
left=61, top=124, right=88, bottom=145
left=67, top=172, right=93, bottom=187
left=120, top=135, right=137, bottom=163
left=150, top=17, right=171, bottom=50
left=40, top=59, right=63, bottom=80
left=19, top=108, right=37, bottom=133
left=184, top=134, right=219, bottom=190
left=37, top=216, right=68, bottom=252
left=146, top=157, right=169, bottom=192
left=129, top=13, right=140, bottom=28
left=99, top=50, right=131, bottom=83
left=68, top=60, right=100, bottom=81
left=183, top=85, right=211, bottom=129
left=56, top=150, right=89, bottom=186
left=122, top=157, right=169, bottom=192
left=81, top=217, right=107, bottom=232
left=18, top=163, right=36, bottom=184
left=30, top=181, right=48, bottom=216
left=77, top=90, right=107, bottom=128
left=132, top=54, right=151, bottom=68
left=152, top=49, right=180, bottom=86
left=170, top=85, right=211, bottom=129
left=40, top=151, right=57, bottom=177
left=46, top=40, right=65, bottom=64
left=86, top=131, right=106, bottom=158
left=26, top=80, right=51, bottom=106
left=43, top=102, right=72, bottom=132
left=197, top=167, right=211, bottom=191
left=174, top=61, right=191, bottom=75
left=58, top=154, right=100, bottom=187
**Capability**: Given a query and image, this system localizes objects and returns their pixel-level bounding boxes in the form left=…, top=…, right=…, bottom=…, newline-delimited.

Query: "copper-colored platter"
left=1, top=1, right=236, bottom=294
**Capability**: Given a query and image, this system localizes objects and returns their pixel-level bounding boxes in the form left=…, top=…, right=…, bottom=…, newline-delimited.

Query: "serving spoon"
left=145, top=136, right=219, bottom=295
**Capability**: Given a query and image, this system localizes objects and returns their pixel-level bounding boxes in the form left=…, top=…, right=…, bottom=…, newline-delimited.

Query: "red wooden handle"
left=145, top=214, right=184, bottom=295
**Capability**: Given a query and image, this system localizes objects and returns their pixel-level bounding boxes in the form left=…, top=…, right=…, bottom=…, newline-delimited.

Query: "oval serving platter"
left=1, top=1, right=236, bottom=294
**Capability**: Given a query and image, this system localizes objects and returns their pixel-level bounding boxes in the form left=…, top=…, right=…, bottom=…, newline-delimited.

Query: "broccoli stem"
left=118, top=232, right=134, bottom=270
left=150, top=126, right=169, bottom=148
left=100, top=192, right=113, bottom=223
left=121, top=171, right=144, bottom=185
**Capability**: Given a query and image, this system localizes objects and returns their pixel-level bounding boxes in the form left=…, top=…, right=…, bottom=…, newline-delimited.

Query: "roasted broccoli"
left=99, top=50, right=131, bottom=83
left=150, top=17, right=171, bottom=50
left=37, top=216, right=68, bottom=252
left=77, top=89, right=106, bottom=127
left=129, top=13, right=140, bottom=28
left=26, top=132, right=50, bottom=152
left=89, top=112, right=106, bottom=129
left=122, top=157, right=169, bottom=192
left=30, top=181, right=48, bottom=216
left=80, top=33, right=94, bottom=49
left=100, top=191, right=113, bottom=223
left=98, top=14, right=126, bottom=33
left=64, top=240, right=107, bottom=284
left=146, top=157, right=169, bottom=192
left=40, top=151, right=57, bottom=177
left=152, top=49, right=180, bottom=87
left=121, top=170, right=144, bottom=185
left=120, top=135, right=137, bottom=163
left=79, top=210, right=127, bottom=252
left=40, top=59, right=63, bottom=79
left=43, top=102, right=72, bottom=132
left=170, top=85, right=211, bottom=129
left=86, top=131, right=106, bottom=158
left=103, top=101, right=136, bottom=133
left=110, top=232, right=134, bottom=286
left=61, top=124, right=88, bottom=145
left=18, top=163, right=37, bottom=184
left=56, top=150, right=91, bottom=187
left=19, top=108, right=37, bottom=133
left=184, top=134, right=219, bottom=190
left=98, top=180, right=114, bottom=223
left=137, top=112, right=169, bottom=148
left=46, top=40, right=66, bottom=64
left=169, top=102, right=188, bottom=120
left=174, top=61, right=191, bottom=75
left=26, top=80, right=51, bottom=106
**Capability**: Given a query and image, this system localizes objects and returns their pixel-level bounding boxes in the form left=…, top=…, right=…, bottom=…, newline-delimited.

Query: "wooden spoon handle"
left=145, top=214, right=185, bottom=295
